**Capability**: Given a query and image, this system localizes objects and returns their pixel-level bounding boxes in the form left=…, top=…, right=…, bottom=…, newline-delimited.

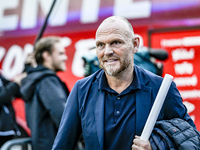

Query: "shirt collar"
left=98, top=69, right=141, bottom=92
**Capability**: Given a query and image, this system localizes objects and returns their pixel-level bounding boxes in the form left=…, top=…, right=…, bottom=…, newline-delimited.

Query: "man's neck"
left=43, top=63, right=55, bottom=72
left=106, top=67, right=134, bottom=94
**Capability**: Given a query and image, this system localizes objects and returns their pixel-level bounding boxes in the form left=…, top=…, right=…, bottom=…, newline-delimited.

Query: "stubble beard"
left=52, top=61, right=66, bottom=72
left=101, top=57, right=131, bottom=76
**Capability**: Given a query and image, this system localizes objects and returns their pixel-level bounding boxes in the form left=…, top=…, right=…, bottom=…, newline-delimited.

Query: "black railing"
left=1, top=138, right=32, bottom=150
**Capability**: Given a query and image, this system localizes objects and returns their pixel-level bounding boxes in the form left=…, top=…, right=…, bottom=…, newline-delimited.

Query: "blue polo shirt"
left=99, top=71, right=140, bottom=150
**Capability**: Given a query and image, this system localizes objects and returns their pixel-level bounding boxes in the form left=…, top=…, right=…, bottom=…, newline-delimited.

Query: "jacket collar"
left=94, top=88, right=105, bottom=150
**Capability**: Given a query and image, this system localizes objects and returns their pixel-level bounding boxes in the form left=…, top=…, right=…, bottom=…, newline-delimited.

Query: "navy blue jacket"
left=52, top=65, right=195, bottom=150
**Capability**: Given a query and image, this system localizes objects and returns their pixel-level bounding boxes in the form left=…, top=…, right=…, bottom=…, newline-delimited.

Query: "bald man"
left=52, top=16, right=195, bottom=150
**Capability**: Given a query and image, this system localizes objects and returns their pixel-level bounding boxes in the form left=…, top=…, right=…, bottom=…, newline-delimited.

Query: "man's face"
left=50, top=42, right=68, bottom=72
left=95, top=20, right=137, bottom=76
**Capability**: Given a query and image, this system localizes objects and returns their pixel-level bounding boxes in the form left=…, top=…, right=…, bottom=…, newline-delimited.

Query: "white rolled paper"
left=140, top=74, right=173, bottom=141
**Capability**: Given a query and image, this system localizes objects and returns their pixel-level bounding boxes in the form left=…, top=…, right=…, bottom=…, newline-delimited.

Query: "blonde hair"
left=34, top=36, right=61, bottom=65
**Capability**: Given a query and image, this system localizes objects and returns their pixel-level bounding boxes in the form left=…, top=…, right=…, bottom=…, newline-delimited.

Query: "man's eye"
left=97, top=43, right=104, bottom=48
left=99, top=43, right=104, bottom=46
left=112, top=41, right=121, bottom=47
left=113, top=41, right=121, bottom=45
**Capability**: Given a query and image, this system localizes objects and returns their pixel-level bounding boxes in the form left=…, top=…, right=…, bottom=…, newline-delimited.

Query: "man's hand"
left=132, top=135, right=152, bottom=150
left=13, top=72, right=27, bottom=86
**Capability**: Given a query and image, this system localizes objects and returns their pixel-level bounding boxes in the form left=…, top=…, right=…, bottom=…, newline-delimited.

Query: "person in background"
left=0, top=72, right=26, bottom=147
left=23, top=52, right=37, bottom=72
left=134, top=46, right=168, bottom=76
left=82, top=47, right=100, bottom=77
left=52, top=16, right=198, bottom=150
left=20, top=36, right=70, bottom=150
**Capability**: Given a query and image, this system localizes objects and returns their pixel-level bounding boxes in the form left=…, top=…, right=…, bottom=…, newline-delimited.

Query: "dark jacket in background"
left=20, top=66, right=69, bottom=150
left=0, top=74, right=21, bottom=146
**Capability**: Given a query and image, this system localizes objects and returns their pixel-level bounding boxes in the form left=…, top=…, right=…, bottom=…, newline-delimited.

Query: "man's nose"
left=104, top=45, right=113, bottom=55
left=64, top=54, right=68, bottom=61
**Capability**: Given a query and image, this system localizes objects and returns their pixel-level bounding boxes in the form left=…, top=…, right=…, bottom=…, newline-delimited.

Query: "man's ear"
left=133, top=37, right=140, bottom=53
left=42, top=51, right=51, bottom=62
